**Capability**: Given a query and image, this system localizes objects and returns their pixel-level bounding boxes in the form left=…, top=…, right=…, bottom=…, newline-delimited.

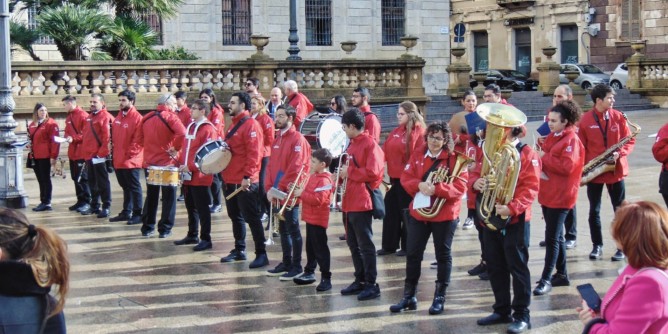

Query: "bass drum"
left=299, top=112, right=349, bottom=158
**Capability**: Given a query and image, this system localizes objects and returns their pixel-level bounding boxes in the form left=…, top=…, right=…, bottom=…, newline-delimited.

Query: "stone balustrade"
left=627, top=55, right=668, bottom=107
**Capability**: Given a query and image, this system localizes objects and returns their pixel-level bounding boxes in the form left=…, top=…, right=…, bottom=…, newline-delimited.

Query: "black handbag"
left=26, top=154, right=36, bottom=169
left=365, top=184, right=385, bottom=220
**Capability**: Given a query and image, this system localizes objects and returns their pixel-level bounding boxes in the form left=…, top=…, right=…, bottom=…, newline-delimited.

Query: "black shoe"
left=159, top=231, right=172, bottom=238
left=96, top=208, right=110, bottom=219
left=193, top=240, right=212, bottom=252
left=279, top=268, right=303, bottom=281
left=249, top=253, right=269, bottom=269
left=294, top=272, right=316, bottom=285
left=127, top=216, right=142, bottom=225
left=174, top=235, right=200, bottom=245
left=476, top=313, right=513, bottom=326
left=177, top=194, right=185, bottom=202
left=533, top=280, right=552, bottom=296
left=396, top=249, right=407, bottom=256
left=210, top=204, right=222, bottom=213
left=467, top=261, right=487, bottom=276
left=376, top=249, right=395, bottom=256
left=430, top=261, right=438, bottom=269
left=611, top=249, right=625, bottom=261
left=478, top=271, right=490, bottom=280
left=316, top=278, right=332, bottom=291
left=550, top=273, right=571, bottom=287
left=390, top=296, right=418, bottom=313
left=220, top=249, right=247, bottom=263
left=80, top=207, right=100, bottom=215
left=32, top=203, right=52, bottom=212
left=357, top=283, right=380, bottom=301
left=76, top=203, right=91, bottom=213
left=589, top=245, right=603, bottom=260
left=339, top=234, right=346, bottom=241
left=565, top=239, right=577, bottom=249
left=142, top=230, right=155, bottom=238
left=507, top=320, right=531, bottom=333
left=341, top=281, right=366, bottom=296
left=68, top=203, right=82, bottom=211
left=109, top=213, right=130, bottom=222
left=267, top=262, right=289, bottom=276
left=539, top=240, right=546, bottom=247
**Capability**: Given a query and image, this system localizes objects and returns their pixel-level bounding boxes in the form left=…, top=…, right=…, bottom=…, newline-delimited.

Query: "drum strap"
left=225, top=117, right=249, bottom=140
left=145, top=111, right=174, bottom=134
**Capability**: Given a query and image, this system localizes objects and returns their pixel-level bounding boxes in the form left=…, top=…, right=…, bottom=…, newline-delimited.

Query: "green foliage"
left=9, top=21, right=42, bottom=61
left=154, top=46, right=200, bottom=60
left=99, top=15, right=158, bottom=60
left=81, top=0, right=185, bottom=19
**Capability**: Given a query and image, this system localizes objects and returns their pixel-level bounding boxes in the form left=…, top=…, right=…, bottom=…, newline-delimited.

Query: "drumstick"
left=225, top=186, right=244, bottom=200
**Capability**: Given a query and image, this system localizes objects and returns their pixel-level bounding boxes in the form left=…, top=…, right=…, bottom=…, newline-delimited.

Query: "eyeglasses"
left=427, top=135, right=445, bottom=142
left=245, top=82, right=253, bottom=87
left=330, top=102, right=336, bottom=106
left=275, top=114, right=288, bottom=119
left=483, top=94, right=494, bottom=98
left=397, top=113, right=407, bottom=117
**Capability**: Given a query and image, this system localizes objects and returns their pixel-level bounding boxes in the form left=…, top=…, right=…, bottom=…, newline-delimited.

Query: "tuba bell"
left=475, top=103, right=527, bottom=231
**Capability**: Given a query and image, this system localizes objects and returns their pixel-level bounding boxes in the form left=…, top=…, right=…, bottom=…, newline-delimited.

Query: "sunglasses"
left=245, top=82, right=253, bottom=87
left=330, top=102, right=336, bottom=106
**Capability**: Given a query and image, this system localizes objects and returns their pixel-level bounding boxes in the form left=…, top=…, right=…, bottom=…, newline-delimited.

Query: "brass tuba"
left=475, top=103, right=527, bottom=231
left=416, top=153, right=473, bottom=218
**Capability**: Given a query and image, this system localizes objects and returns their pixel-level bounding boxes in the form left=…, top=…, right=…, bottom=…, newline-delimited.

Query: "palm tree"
left=82, top=0, right=184, bottom=19
left=37, top=4, right=112, bottom=60
left=10, top=21, right=42, bottom=61
left=99, top=15, right=159, bottom=60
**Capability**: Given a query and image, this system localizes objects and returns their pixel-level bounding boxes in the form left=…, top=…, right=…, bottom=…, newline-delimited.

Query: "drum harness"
left=183, top=120, right=217, bottom=180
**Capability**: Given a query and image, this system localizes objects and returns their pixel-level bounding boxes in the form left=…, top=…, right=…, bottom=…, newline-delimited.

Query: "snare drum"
left=147, top=166, right=180, bottom=187
left=299, top=112, right=349, bottom=158
left=195, top=140, right=232, bottom=175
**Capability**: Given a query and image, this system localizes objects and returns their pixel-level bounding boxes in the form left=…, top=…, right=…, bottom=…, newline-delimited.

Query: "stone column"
left=537, top=46, right=561, bottom=95
left=625, top=41, right=647, bottom=90
left=446, top=47, right=472, bottom=98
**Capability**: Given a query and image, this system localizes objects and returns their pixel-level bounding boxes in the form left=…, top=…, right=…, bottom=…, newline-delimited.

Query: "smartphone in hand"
left=577, top=283, right=602, bottom=312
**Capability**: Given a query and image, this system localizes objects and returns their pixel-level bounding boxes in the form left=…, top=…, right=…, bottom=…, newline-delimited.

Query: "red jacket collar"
left=232, top=110, right=250, bottom=122
left=359, top=105, right=371, bottom=113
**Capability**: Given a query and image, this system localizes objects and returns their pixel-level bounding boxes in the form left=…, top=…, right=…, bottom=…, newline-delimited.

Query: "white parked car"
left=559, top=64, right=610, bottom=90
left=610, top=63, right=628, bottom=89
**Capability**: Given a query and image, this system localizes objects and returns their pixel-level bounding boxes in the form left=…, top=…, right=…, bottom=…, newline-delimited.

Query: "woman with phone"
left=577, top=201, right=668, bottom=333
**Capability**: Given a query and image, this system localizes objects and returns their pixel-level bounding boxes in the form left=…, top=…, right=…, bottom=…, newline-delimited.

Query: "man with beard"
left=351, top=87, right=380, bottom=143
left=62, top=95, right=91, bottom=213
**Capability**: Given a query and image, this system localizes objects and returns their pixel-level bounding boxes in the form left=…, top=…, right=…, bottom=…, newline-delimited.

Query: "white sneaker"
left=462, top=217, right=474, bottom=230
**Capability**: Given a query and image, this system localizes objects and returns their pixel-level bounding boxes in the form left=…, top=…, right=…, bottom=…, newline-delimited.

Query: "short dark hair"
left=91, top=93, right=105, bottom=102
left=62, top=95, right=76, bottom=102
left=174, top=91, right=187, bottom=100
left=118, top=89, right=135, bottom=103
left=485, top=84, right=501, bottom=95
left=425, top=121, right=454, bottom=154
left=312, top=148, right=333, bottom=167
left=247, top=77, right=259, bottom=87
left=341, top=108, right=365, bottom=130
left=550, top=100, right=581, bottom=126
left=191, top=99, right=210, bottom=116
left=277, top=105, right=297, bottom=122
left=354, top=87, right=371, bottom=101
left=462, top=89, right=476, bottom=100
left=591, top=84, right=614, bottom=104
left=232, top=92, right=251, bottom=111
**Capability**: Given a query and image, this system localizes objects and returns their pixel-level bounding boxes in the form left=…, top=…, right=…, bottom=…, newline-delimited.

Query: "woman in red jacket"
left=534, top=100, right=584, bottom=295
left=652, top=122, right=668, bottom=207
left=378, top=101, right=425, bottom=256
left=27, top=103, right=60, bottom=212
left=390, top=121, right=468, bottom=315
left=251, top=96, right=275, bottom=222
left=199, top=89, right=225, bottom=213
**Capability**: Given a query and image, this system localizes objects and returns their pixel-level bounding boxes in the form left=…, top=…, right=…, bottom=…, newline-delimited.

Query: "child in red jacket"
left=292, top=148, right=334, bottom=291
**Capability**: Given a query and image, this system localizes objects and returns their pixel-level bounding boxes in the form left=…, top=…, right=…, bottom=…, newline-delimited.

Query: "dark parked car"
left=469, top=69, right=539, bottom=91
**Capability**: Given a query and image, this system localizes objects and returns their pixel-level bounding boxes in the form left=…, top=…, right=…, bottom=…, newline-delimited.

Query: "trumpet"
left=330, top=153, right=349, bottom=211
left=275, top=165, right=309, bottom=221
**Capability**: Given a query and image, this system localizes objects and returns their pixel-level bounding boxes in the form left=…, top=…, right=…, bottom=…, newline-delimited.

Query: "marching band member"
left=284, top=80, right=314, bottom=129
left=139, top=94, right=186, bottom=238
left=79, top=94, right=114, bottom=218
left=199, top=89, right=225, bottom=214
left=174, top=91, right=192, bottom=202
left=109, top=90, right=144, bottom=225
left=328, top=95, right=347, bottom=115
left=265, top=105, right=311, bottom=280
left=352, top=87, right=381, bottom=143
left=534, top=100, right=584, bottom=296
left=377, top=101, right=425, bottom=256
left=390, top=121, right=467, bottom=315
left=244, top=77, right=263, bottom=100
left=251, top=96, right=275, bottom=222
left=338, top=108, right=384, bottom=301
left=174, top=99, right=218, bottom=251
left=578, top=84, right=636, bottom=262
left=27, top=103, right=60, bottom=212
left=652, top=121, right=668, bottom=207
left=450, top=90, right=477, bottom=230
left=63, top=95, right=91, bottom=213
left=219, top=92, right=269, bottom=269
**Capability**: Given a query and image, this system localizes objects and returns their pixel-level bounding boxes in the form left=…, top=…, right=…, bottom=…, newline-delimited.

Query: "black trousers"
left=482, top=220, right=531, bottom=323
left=115, top=168, right=143, bottom=216
left=586, top=180, right=625, bottom=246
left=184, top=185, right=212, bottom=241
left=380, top=179, right=411, bottom=252
left=210, top=173, right=223, bottom=206
left=660, top=170, right=668, bottom=208
left=223, top=183, right=266, bottom=255
left=564, top=206, right=577, bottom=241
left=141, top=183, right=176, bottom=234
left=540, top=206, right=569, bottom=281
left=405, top=216, right=458, bottom=287
left=345, top=211, right=377, bottom=284
left=33, top=159, right=52, bottom=205
left=278, top=206, right=302, bottom=271
left=258, top=156, right=270, bottom=215
left=87, top=160, right=111, bottom=210
left=305, top=224, right=331, bottom=278
left=69, top=159, right=91, bottom=204
left=471, top=208, right=486, bottom=260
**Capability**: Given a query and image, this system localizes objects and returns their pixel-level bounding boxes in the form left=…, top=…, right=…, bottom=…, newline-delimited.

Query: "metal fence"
left=305, top=0, right=332, bottom=46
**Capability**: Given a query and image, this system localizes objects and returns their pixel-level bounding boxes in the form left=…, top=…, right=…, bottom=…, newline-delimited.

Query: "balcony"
left=497, top=0, right=536, bottom=10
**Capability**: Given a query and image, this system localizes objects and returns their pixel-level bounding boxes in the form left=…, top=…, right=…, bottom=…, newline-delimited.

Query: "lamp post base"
left=0, top=145, right=28, bottom=208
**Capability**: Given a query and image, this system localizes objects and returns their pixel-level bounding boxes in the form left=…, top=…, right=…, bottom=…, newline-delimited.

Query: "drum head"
left=317, top=114, right=348, bottom=158
left=199, top=150, right=232, bottom=175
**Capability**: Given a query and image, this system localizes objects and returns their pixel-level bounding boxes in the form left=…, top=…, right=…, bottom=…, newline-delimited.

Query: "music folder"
left=465, top=112, right=486, bottom=136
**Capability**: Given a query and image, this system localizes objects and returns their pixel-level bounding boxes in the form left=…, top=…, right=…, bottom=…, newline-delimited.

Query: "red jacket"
left=111, top=107, right=144, bottom=169
left=64, top=107, right=88, bottom=160
left=265, top=126, right=311, bottom=205
left=360, top=105, right=381, bottom=143
left=221, top=111, right=263, bottom=184
left=466, top=144, right=483, bottom=210
left=578, top=108, right=635, bottom=184
left=208, top=104, right=225, bottom=138
left=401, top=149, right=468, bottom=222
left=383, top=124, right=425, bottom=178
left=287, top=92, right=314, bottom=130
left=179, top=120, right=219, bottom=186
left=28, top=118, right=60, bottom=160
left=80, top=109, right=114, bottom=160
left=176, top=105, right=192, bottom=127
left=254, top=113, right=275, bottom=157
left=538, top=128, right=584, bottom=209
left=139, top=106, right=186, bottom=167
left=341, top=133, right=384, bottom=212
left=506, top=142, right=541, bottom=224
left=653, top=122, right=668, bottom=171
left=300, top=171, right=333, bottom=228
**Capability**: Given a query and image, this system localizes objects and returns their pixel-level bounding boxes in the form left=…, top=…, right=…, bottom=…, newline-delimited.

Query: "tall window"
left=137, top=9, right=163, bottom=45
left=381, top=0, right=405, bottom=46
left=222, top=0, right=252, bottom=45
left=620, top=0, right=640, bottom=41
left=473, top=32, right=488, bottom=71
left=560, top=25, right=578, bottom=64
left=27, top=5, right=53, bottom=44
left=305, top=0, right=331, bottom=46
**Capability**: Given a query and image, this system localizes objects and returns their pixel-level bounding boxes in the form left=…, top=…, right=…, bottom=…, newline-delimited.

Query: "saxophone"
left=416, top=153, right=472, bottom=218
left=580, top=113, right=641, bottom=186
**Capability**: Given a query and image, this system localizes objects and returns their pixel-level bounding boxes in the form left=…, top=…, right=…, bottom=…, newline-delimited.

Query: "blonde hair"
left=399, top=101, right=426, bottom=160
left=251, top=96, right=268, bottom=116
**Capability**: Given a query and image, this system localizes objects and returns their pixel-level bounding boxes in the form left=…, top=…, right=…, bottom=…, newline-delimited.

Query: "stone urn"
left=631, top=40, right=647, bottom=57
left=451, top=47, right=466, bottom=62
left=340, top=41, right=357, bottom=55
left=249, top=34, right=271, bottom=59
left=473, top=71, right=488, bottom=87
left=542, top=46, right=557, bottom=61
left=500, top=89, right=512, bottom=100
left=564, top=70, right=579, bottom=84
left=399, top=35, right=419, bottom=59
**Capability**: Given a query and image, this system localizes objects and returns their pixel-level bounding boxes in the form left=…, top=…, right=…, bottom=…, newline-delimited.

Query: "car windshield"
left=496, top=70, right=527, bottom=79
left=578, top=64, right=604, bottom=74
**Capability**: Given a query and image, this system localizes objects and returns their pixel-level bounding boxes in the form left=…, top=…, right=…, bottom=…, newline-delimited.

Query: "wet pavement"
left=17, top=108, right=668, bottom=333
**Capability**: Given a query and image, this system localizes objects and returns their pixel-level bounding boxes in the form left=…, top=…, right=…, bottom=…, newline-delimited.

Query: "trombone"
left=330, top=153, right=349, bottom=212
left=275, top=165, right=309, bottom=221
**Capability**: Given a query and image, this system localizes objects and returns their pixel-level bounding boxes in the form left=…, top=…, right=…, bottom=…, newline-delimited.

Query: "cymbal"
left=476, top=103, right=527, bottom=128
